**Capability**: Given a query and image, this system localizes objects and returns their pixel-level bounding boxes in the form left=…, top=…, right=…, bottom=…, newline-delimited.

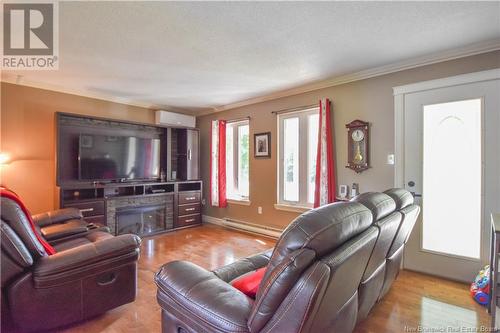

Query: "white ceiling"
left=2, top=1, right=500, bottom=114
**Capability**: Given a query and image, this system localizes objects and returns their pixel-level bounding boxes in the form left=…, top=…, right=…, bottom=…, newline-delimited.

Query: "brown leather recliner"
left=379, top=188, right=420, bottom=299
left=155, top=189, right=419, bottom=333
left=351, top=192, right=402, bottom=322
left=1, top=195, right=141, bottom=332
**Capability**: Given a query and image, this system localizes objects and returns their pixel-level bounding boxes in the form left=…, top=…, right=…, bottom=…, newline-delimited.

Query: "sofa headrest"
left=268, top=202, right=372, bottom=270
left=0, top=197, right=47, bottom=258
left=383, top=188, right=414, bottom=210
left=1, top=220, right=34, bottom=268
left=1, top=219, right=35, bottom=288
left=351, top=192, right=396, bottom=221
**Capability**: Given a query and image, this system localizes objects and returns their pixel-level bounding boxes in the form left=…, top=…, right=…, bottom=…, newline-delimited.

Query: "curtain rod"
left=271, top=104, right=318, bottom=115
left=226, top=116, right=250, bottom=124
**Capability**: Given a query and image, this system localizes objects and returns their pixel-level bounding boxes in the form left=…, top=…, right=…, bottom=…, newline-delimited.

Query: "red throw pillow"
left=231, top=267, right=267, bottom=298
left=0, top=187, right=56, bottom=255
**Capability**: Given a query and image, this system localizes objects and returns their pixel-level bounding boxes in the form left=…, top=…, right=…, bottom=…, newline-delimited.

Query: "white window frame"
left=226, top=120, right=250, bottom=202
left=276, top=107, right=319, bottom=210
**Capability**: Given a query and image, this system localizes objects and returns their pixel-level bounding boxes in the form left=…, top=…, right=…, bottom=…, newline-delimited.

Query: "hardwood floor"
left=54, top=224, right=488, bottom=333
left=57, top=224, right=274, bottom=333
left=354, top=270, right=489, bottom=333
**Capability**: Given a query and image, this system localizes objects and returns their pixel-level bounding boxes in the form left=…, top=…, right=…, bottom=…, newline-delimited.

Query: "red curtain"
left=218, top=121, right=226, bottom=207
left=210, top=120, right=227, bottom=208
left=314, top=98, right=336, bottom=208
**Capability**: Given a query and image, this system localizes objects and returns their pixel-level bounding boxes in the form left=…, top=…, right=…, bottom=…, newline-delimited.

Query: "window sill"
left=227, top=199, right=251, bottom=206
left=274, top=204, right=311, bottom=213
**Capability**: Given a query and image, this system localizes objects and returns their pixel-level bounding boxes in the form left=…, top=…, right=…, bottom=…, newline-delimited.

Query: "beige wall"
left=1, top=51, right=498, bottom=219
left=198, top=50, right=500, bottom=229
left=0, top=83, right=155, bottom=214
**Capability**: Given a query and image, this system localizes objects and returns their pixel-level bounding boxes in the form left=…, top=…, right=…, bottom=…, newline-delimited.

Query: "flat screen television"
left=78, top=134, right=161, bottom=181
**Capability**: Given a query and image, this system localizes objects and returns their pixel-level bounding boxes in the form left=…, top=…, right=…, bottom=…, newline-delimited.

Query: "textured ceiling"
left=2, top=1, right=500, bottom=113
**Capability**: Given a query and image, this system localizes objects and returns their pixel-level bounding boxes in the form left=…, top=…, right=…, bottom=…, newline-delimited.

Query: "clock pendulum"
left=353, top=142, right=363, bottom=164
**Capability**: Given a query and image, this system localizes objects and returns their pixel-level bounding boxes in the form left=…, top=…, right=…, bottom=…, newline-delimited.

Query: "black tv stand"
left=60, top=180, right=202, bottom=237
left=56, top=112, right=202, bottom=238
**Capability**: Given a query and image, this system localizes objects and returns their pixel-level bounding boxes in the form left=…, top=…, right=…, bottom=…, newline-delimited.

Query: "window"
left=278, top=107, right=319, bottom=207
left=226, top=120, right=249, bottom=201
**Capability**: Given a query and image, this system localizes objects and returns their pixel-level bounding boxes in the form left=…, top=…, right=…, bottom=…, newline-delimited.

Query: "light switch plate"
left=387, top=154, right=395, bottom=165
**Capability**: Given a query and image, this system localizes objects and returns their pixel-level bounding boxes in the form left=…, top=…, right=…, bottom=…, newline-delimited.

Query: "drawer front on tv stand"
left=176, top=214, right=201, bottom=228
left=178, top=192, right=201, bottom=205
left=178, top=203, right=200, bottom=216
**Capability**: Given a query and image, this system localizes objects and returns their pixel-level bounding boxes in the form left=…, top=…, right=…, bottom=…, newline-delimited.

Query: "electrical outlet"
left=201, top=198, right=206, bottom=205
left=258, top=206, right=263, bottom=214
left=387, top=154, right=395, bottom=165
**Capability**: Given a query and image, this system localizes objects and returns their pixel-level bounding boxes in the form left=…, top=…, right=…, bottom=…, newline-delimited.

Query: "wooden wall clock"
left=346, top=120, right=369, bottom=173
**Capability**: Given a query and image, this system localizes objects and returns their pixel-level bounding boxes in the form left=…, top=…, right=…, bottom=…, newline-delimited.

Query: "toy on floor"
left=470, top=265, right=490, bottom=306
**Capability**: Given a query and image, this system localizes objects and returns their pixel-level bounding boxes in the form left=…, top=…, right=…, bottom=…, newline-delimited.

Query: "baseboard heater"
left=203, top=216, right=282, bottom=239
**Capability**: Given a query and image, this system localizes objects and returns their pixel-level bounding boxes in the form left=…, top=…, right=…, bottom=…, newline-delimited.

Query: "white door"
left=395, top=70, right=500, bottom=282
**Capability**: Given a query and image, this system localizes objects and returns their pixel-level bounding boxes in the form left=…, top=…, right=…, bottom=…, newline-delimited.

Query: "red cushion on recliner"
left=231, top=267, right=266, bottom=298
left=0, top=187, right=56, bottom=255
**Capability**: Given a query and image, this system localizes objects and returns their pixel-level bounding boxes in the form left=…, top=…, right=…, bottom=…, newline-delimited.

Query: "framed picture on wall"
left=254, top=132, right=271, bottom=158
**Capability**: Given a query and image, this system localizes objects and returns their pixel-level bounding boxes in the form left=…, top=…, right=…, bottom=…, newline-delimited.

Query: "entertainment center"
left=56, top=113, right=202, bottom=237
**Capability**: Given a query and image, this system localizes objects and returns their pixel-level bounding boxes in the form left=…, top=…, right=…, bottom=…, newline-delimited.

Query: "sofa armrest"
left=33, top=234, right=141, bottom=287
left=213, top=248, right=273, bottom=282
left=32, top=208, right=83, bottom=227
left=40, top=219, right=89, bottom=241
left=155, top=260, right=253, bottom=333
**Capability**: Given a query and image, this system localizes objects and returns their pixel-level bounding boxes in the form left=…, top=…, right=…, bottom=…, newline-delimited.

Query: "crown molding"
left=209, top=39, right=500, bottom=114
left=393, top=68, right=500, bottom=95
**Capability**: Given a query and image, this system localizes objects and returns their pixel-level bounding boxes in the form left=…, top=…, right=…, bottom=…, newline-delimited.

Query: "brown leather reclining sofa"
left=1, top=195, right=142, bottom=332
left=155, top=188, right=419, bottom=333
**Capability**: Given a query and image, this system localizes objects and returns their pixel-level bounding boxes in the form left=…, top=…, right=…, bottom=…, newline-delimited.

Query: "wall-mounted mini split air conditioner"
left=155, top=110, right=196, bottom=128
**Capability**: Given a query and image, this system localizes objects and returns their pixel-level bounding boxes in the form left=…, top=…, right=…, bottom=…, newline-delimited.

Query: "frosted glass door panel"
left=422, top=99, right=481, bottom=259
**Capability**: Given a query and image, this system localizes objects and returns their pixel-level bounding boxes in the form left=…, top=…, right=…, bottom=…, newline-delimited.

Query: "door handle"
left=188, top=149, right=192, bottom=160
left=407, top=181, right=421, bottom=198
